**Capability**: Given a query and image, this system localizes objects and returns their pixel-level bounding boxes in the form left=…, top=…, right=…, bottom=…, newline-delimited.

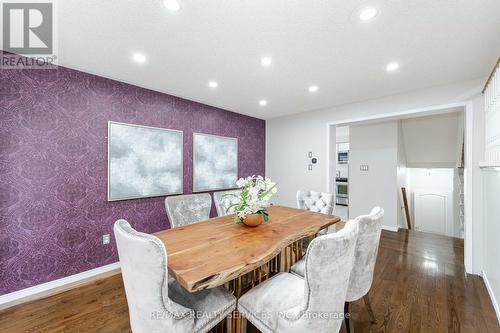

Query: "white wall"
left=401, top=112, right=462, bottom=167
left=266, top=78, right=483, bottom=207
left=397, top=121, right=408, bottom=228
left=266, top=78, right=485, bottom=274
left=482, top=170, right=500, bottom=322
left=471, top=94, right=485, bottom=274
left=349, top=121, right=399, bottom=230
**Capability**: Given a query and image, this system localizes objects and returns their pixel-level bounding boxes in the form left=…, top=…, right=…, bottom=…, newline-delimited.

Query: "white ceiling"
left=53, top=0, right=500, bottom=119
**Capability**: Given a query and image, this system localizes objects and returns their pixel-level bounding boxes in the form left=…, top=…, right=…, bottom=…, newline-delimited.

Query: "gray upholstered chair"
left=213, top=189, right=242, bottom=216
left=297, top=190, right=336, bottom=242
left=165, top=193, right=212, bottom=228
left=238, top=220, right=359, bottom=333
left=290, top=207, right=384, bottom=332
left=296, top=190, right=335, bottom=215
left=114, top=219, right=236, bottom=333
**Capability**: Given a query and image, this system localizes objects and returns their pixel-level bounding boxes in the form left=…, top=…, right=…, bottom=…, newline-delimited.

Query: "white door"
left=414, top=190, right=453, bottom=236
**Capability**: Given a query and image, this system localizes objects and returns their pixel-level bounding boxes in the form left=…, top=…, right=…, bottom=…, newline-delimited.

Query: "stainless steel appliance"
left=337, top=151, right=348, bottom=164
left=335, top=177, right=349, bottom=206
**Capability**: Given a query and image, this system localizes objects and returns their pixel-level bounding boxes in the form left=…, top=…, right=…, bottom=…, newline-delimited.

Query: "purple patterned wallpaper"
left=0, top=62, right=265, bottom=295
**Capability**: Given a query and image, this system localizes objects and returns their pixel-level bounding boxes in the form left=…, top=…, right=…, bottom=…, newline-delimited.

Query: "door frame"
left=325, top=101, right=474, bottom=274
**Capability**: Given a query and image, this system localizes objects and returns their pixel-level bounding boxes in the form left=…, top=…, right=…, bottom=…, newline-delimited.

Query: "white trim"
left=325, top=101, right=474, bottom=274
left=482, top=270, right=500, bottom=324
left=464, top=101, right=474, bottom=274
left=382, top=225, right=399, bottom=232
left=0, top=262, right=120, bottom=307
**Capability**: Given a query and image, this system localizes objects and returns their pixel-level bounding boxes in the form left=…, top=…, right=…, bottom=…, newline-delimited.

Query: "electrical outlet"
left=102, top=234, right=110, bottom=245
left=308, top=164, right=313, bottom=171
left=360, top=165, right=369, bottom=171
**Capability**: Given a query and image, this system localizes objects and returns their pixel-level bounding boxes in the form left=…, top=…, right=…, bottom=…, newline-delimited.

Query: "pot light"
left=260, top=57, right=272, bottom=67
left=164, top=0, right=180, bottom=12
left=208, top=81, right=218, bottom=88
left=132, top=53, right=146, bottom=64
left=359, top=7, right=377, bottom=21
left=386, top=62, right=400, bottom=72
left=308, top=85, right=319, bottom=93
left=259, top=99, right=267, bottom=106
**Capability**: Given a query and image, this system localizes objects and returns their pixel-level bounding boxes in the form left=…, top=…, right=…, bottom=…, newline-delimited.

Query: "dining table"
left=154, top=205, right=341, bottom=332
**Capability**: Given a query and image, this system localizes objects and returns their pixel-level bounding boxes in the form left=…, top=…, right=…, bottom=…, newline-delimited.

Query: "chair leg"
left=344, top=301, right=354, bottom=333
left=363, top=293, right=377, bottom=323
left=240, top=317, right=247, bottom=333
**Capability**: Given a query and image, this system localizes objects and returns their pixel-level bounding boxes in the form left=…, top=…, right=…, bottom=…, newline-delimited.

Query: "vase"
left=242, top=213, right=264, bottom=227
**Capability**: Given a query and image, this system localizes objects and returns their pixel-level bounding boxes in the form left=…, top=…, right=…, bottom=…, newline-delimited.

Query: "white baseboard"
left=482, top=270, right=500, bottom=325
left=0, top=262, right=120, bottom=309
left=382, top=225, right=399, bottom=232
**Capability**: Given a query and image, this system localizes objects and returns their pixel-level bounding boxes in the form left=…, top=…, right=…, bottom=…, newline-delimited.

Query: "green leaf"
left=258, top=184, right=276, bottom=200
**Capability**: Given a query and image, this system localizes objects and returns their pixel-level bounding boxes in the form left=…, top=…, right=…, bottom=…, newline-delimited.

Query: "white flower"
left=231, top=175, right=278, bottom=222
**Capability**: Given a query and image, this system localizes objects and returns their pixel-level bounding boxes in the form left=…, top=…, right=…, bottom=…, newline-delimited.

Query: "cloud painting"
left=108, top=122, right=183, bottom=200
left=193, top=133, right=237, bottom=192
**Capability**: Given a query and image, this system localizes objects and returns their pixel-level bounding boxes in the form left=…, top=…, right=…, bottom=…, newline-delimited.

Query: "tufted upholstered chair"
left=213, top=189, right=242, bottom=216
left=296, top=190, right=335, bottom=215
left=238, top=220, right=359, bottom=333
left=165, top=193, right=212, bottom=228
left=290, top=207, right=384, bottom=332
left=114, top=219, right=236, bottom=333
left=297, top=190, right=336, bottom=244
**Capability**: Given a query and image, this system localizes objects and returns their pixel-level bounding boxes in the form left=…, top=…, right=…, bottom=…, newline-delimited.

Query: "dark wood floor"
left=1, top=229, right=498, bottom=332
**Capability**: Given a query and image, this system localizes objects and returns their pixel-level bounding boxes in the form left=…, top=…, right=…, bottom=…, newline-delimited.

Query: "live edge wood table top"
left=154, top=205, right=341, bottom=292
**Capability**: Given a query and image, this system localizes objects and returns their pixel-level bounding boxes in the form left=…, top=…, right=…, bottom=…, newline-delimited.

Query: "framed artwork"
left=193, top=133, right=238, bottom=192
left=108, top=121, right=183, bottom=201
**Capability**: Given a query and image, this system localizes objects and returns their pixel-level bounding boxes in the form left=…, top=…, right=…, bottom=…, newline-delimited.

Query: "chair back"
left=297, top=190, right=334, bottom=214
left=346, top=207, right=384, bottom=302
left=165, top=193, right=212, bottom=228
left=213, top=189, right=242, bottom=216
left=114, top=220, right=195, bottom=333
left=278, top=220, right=358, bottom=332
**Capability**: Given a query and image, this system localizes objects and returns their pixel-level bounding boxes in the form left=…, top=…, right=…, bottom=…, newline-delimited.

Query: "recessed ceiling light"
left=208, top=81, right=218, bottom=88
left=308, top=85, right=319, bottom=93
left=260, top=57, right=272, bottom=67
left=132, top=52, right=146, bottom=64
left=386, top=62, right=400, bottom=72
left=259, top=99, right=267, bottom=106
left=359, top=7, right=377, bottom=21
left=163, top=0, right=180, bottom=12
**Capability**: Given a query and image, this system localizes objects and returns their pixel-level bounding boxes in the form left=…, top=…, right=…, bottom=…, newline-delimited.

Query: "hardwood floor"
left=1, top=229, right=498, bottom=332
left=340, top=229, right=499, bottom=333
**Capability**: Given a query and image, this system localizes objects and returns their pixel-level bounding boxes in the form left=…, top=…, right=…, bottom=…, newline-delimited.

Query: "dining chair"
left=213, top=189, right=242, bottom=216
left=165, top=193, right=212, bottom=228
left=296, top=190, right=335, bottom=215
left=114, top=219, right=236, bottom=333
left=296, top=190, right=336, bottom=245
left=290, top=207, right=385, bottom=332
left=238, top=220, right=359, bottom=333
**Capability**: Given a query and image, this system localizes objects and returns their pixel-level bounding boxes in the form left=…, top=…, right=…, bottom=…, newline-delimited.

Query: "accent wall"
left=0, top=62, right=265, bottom=294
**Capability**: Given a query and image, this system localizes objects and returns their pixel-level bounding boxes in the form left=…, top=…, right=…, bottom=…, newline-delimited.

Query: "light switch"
left=360, top=165, right=369, bottom=171
left=103, top=234, right=110, bottom=245
left=308, top=152, right=313, bottom=158
left=308, top=164, right=313, bottom=171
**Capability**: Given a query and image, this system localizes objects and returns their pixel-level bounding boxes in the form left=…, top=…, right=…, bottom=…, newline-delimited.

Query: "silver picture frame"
left=193, top=132, right=238, bottom=192
left=107, top=121, right=184, bottom=201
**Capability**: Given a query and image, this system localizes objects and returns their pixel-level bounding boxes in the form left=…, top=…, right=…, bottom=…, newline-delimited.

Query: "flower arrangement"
left=226, top=175, right=277, bottom=223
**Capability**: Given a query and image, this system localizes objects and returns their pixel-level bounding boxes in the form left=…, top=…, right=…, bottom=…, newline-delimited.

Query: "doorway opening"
left=326, top=103, right=473, bottom=272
